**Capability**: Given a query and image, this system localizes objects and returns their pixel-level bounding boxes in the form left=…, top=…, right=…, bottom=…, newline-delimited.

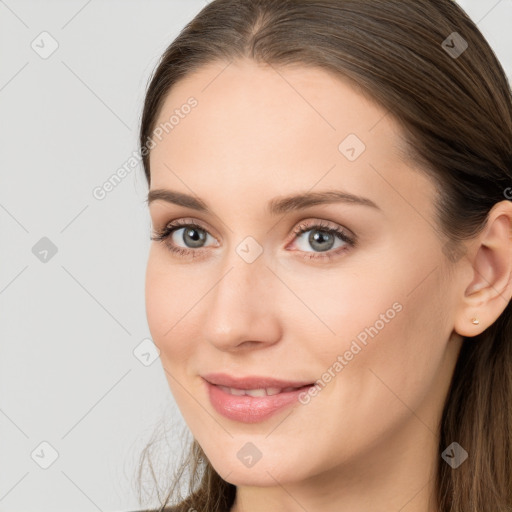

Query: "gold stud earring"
left=471, top=317, right=480, bottom=325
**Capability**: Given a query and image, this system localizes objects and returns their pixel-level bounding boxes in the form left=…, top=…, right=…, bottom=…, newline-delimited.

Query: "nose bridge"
left=216, top=233, right=269, bottom=303
left=202, top=238, right=281, bottom=349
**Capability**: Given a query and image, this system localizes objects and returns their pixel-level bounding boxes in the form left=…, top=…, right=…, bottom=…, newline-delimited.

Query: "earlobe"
left=453, top=200, right=512, bottom=338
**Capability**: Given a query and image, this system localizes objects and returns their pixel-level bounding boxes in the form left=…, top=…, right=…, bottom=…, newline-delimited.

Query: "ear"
left=453, top=200, right=512, bottom=337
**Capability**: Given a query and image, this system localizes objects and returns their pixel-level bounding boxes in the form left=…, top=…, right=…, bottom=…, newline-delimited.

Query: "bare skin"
left=144, top=59, right=512, bottom=512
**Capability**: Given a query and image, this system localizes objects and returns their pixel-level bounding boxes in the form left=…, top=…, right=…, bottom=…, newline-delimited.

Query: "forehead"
left=148, top=59, right=432, bottom=217
left=149, top=59, right=400, bottom=154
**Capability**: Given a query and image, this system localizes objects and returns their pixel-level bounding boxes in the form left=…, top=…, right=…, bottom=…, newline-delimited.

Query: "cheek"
left=291, top=265, right=404, bottom=355
left=334, top=270, right=450, bottom=406
left=144, top=257, right=168, bottom=345
left=145, top=256, right=206, bottom=420
left=145, top=250, right=190, bottom=358
left=307, top=252, right=450, bottom=401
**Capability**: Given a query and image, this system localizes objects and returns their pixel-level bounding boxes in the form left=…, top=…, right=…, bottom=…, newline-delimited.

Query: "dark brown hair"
left=138, top=1, right=512, bottom=511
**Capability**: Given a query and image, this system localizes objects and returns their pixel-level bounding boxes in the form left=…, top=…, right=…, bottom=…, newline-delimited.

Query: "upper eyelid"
left=156, top=218, right=221, bottom=247
left=162, top=218, right=219, bottom=239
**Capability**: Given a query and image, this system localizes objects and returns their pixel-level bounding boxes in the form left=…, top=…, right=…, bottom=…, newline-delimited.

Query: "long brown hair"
left=137, top=1, right=512, bottom=511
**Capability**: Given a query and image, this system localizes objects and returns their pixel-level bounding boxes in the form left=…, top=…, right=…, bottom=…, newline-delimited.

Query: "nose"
left=201, top=250, right=282, bottom=352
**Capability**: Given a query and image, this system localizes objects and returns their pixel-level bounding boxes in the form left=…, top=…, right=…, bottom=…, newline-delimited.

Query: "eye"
left=287, top=220, right=356, bottom=262
left=150, top=218, right=217, bottom=259
left=151, top=218, right=356, bottom=262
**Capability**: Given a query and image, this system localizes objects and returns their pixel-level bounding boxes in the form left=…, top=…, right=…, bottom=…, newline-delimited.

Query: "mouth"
left=203, top=378, right=316, bottom=423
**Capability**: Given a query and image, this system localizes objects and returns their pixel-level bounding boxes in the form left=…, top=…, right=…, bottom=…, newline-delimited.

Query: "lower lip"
left=204, top=379, right=313, bottom=423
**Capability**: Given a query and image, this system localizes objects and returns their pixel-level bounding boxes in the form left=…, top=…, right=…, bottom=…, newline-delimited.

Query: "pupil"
left=184, top=228, right=206, bottom=248
left=310, top=230, right=334, bottom=252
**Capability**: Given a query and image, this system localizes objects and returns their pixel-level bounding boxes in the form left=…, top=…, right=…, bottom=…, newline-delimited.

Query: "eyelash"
left=150, top=218, right=357, bottom=262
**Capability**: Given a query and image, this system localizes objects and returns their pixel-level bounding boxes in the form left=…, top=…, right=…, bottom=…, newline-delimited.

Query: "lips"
left=201, top=372, right=314, bottom=390
left=201, top=373, right=316, bottom=423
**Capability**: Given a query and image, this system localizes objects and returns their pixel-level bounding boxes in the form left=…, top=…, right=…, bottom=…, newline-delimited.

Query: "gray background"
left=0, top=1, right=510, bottom=511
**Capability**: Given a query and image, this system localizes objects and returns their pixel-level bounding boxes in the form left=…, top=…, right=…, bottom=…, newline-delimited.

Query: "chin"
left=205, top=449, right=308, bottom=487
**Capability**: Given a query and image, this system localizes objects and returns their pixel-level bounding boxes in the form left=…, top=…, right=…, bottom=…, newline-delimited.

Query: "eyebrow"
left=146, top=188, right=381, bottom=215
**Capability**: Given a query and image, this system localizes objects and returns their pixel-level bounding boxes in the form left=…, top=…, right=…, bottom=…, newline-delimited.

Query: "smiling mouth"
left=206, top=380, right=315, bottom=423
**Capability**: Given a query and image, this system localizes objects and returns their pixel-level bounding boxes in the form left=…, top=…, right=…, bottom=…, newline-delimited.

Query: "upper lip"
left=202, top=372, right=314, bottom=390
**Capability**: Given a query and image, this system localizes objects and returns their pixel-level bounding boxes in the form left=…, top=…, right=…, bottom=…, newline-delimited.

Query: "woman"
left=138, top=0, right=512, bottom=511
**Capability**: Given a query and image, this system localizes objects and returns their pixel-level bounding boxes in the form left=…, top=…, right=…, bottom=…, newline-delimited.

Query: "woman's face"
left=145, top=59, right=464, bottom=490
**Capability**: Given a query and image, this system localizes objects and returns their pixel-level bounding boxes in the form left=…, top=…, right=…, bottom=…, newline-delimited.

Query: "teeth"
left=217, top=386, right=296, bottom=396
left=244, top=388, right=267, bottom=397
left=223, top=386, right=246, bottom=396
left=264, top=387, right=282, bottom=396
